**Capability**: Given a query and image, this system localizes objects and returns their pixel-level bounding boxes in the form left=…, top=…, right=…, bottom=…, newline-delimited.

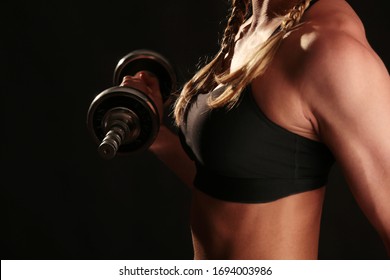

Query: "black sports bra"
left=179, top=86, right=334, bottom=203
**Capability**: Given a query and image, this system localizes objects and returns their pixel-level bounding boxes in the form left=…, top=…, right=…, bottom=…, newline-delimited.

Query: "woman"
left=122, top=0, right=390, bottom=259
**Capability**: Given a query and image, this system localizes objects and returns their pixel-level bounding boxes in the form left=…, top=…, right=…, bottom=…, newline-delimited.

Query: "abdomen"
left=190, top=186, right=326, bottom=260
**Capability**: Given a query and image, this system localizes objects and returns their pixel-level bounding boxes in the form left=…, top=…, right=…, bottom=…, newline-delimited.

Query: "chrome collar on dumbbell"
left=87, top=49, right=177, bottom=159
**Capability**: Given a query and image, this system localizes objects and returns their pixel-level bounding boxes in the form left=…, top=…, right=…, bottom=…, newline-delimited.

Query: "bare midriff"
left=190, top=186, right=326, bottom=260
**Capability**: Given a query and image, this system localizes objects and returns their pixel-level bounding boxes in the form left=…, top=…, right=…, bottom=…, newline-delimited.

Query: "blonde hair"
left=173, top=0, right=312, bottom=125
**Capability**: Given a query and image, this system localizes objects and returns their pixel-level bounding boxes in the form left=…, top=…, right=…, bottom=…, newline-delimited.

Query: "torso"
left=191, top=186, right=325, bottom=259
left=189, top=0, right=364, bottom=259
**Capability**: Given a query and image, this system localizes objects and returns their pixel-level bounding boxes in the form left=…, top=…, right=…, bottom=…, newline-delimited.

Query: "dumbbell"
left=86, top=49, right=177, bottom=159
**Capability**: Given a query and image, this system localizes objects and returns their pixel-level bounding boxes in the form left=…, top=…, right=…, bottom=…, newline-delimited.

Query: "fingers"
left=120, top=71, right=164, bottom=121
left=121, top=71, right=160, bottom=92
left=136, top=71, right=158, bottom=87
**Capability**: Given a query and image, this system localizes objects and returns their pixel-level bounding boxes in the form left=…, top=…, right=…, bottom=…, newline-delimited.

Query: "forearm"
left=149, top=125, right=196, bottom=188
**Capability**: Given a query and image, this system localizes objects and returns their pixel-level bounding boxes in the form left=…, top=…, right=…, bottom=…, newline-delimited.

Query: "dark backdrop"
left=1, top=0, right=388, bottom=259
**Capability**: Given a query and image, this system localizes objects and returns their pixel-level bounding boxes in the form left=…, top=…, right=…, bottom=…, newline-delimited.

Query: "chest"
left=231, top=30, right=318, bottom=141
left=181, top=86, right=329, bottom=179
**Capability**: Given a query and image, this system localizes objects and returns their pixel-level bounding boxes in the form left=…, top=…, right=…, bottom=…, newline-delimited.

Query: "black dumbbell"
left=86, top=49, right=176, bottom=159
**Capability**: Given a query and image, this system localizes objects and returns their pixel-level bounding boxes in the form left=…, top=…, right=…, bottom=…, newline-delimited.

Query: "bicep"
left=312, top=43, right=390, bottom=237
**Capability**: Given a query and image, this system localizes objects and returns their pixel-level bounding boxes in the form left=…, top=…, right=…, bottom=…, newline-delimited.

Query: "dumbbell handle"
left=98, top=106, right=141, bottom=159
left=98, top=121, right=128, bottom=159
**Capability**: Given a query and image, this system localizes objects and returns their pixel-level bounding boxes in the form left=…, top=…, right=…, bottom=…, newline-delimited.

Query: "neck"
left=251, top=0, right=303, bottom=23
left=238, top=0, right=307, bottom=51
left=247, top=0, right=294, bottom=34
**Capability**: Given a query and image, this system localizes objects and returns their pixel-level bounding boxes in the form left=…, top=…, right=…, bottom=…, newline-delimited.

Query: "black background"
left=1, top=0, right=389, bottom=259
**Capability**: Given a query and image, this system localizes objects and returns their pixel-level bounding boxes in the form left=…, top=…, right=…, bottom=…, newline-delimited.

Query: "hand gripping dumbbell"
left=86, top=49, right=176, bottom=159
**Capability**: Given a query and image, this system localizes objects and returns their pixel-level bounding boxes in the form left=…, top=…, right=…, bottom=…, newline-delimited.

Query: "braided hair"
left=174, top=0, right=312, bottom=125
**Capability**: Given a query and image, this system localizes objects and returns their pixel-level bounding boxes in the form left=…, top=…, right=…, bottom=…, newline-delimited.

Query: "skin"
left=122, top=0, right=390, bottom=259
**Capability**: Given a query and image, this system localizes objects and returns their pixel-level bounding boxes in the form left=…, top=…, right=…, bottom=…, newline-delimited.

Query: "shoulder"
left=279, top=1, right=373, bottom=84
left=285, top=2, right=390, bottom=124
left=276, top=0, right=390, bottom=142
left=305, top=24, right=387, bottom=104
left=299, top=1, right=372, bottom=81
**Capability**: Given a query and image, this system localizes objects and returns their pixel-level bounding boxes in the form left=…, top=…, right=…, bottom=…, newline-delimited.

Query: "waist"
left=190, top=187, right=325, bottom=259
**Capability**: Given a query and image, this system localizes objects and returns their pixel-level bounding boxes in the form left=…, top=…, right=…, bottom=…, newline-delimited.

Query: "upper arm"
left=307, top=32, right=390, bottom=244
